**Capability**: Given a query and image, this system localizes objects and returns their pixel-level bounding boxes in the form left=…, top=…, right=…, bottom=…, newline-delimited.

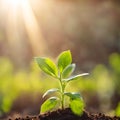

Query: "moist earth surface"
left=8, top=108, right=120, bottom=120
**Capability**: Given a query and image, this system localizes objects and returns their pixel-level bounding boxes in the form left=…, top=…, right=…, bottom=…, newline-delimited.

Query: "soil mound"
left=8, top=108, right=120, bottom=120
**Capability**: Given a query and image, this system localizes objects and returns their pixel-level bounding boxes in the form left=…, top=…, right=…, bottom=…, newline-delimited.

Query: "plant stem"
left=59, top=74, right=65, bottom=109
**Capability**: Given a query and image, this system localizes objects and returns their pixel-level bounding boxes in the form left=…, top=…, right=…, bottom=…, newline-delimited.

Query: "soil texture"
left=8, top=108, right=120, bottom=120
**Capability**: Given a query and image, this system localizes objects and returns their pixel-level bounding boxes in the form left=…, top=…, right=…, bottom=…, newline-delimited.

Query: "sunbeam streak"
left=0, top=0, right=46, bottom=55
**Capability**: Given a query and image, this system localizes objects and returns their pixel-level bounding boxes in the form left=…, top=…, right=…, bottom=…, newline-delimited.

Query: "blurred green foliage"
left=0, top=58, right=58, bottom=116
left=0, top=53, right=120, bottom=116
left=67, top=53, right=120, bottom=113
left=109, top=53, right=120, bottom=94
left=115, top=102, right=120, bottom=117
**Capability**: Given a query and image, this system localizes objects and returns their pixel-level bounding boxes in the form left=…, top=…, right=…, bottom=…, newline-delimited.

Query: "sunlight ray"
left=21, top=0, right=46, bottom=55
left=0, top=0, right=46, bottom=55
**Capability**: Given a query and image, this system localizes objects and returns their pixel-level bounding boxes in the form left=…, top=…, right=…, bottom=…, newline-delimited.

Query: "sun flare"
left=4, top=0, right=25, bottom=6
left=0, top=0, right=46, bottom=55
left=1, top=0, right=28, bottom=11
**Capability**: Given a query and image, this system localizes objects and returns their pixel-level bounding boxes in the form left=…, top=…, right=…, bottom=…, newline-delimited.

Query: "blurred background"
left=0, top=0, right=120, bottom=119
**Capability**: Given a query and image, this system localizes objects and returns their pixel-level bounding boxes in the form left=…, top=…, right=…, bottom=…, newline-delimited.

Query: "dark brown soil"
left=8, top=108, right=120, bottom=120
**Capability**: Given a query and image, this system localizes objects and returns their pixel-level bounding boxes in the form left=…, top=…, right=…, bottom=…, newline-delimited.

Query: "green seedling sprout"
left=35, top=50, right=89, bottom=116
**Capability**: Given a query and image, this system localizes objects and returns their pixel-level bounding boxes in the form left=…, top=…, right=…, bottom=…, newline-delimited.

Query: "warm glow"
left=0, top=0, right=46, bottom=55
left=4, top=0, right=25, bottom=7
left=1, top=0, right=28, bottom=12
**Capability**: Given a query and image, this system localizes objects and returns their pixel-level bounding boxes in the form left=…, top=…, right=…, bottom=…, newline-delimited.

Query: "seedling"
left=35, top=50, right=89, bottom=116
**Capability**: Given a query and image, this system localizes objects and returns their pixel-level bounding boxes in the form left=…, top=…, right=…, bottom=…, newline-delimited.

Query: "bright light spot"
left=1, top=0, right=28, bottom=10
left=3, top=0, right=26, bottom=5
left=5, top=0, right=24, bottom=6
left=0, top=0, right=46, bottom=55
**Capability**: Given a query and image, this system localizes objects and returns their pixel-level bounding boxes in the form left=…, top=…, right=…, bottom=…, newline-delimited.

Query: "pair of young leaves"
left=35, top=50, right=88, bottom=116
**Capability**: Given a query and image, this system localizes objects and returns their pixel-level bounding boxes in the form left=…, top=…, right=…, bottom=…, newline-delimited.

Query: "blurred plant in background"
left=0, top=57, right=58, bottom=117
left=115, top=102, right=120, bottom=117
left=0, top=58, right=15, bottom=115
left=109, top=53, right=120, bottom=96
left=0, top=53, right=120, bottom=117
left=63, top=53, right=120, bottom=113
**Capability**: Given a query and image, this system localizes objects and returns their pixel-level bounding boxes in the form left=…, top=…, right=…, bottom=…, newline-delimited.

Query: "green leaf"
left=62, top=64, right=76, bottom=79
left=42, top=88, right=60, bottom=98
left=64, top=92, right=82, bottom=100
left=65, top=92, right=85, bottom=116
left=40, top=97, right=59, bottom=113
left=64, top=73, right=89, bottom=82
left=35, top=57, right=58, bottom=77
left=57, top=50, right=72, bottom=73
left=70, top=99, right=85, bottom=116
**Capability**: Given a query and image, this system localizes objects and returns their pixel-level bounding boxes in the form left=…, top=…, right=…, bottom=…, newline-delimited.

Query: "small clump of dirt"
left=8, top=108, right=120, bottom=120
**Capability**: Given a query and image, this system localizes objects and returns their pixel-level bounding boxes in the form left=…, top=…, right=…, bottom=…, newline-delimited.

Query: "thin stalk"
left=59, top=74, right=65, bottom=109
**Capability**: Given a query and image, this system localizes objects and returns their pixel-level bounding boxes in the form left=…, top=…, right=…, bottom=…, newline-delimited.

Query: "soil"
left=8, top=108, right=120, bottom=120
